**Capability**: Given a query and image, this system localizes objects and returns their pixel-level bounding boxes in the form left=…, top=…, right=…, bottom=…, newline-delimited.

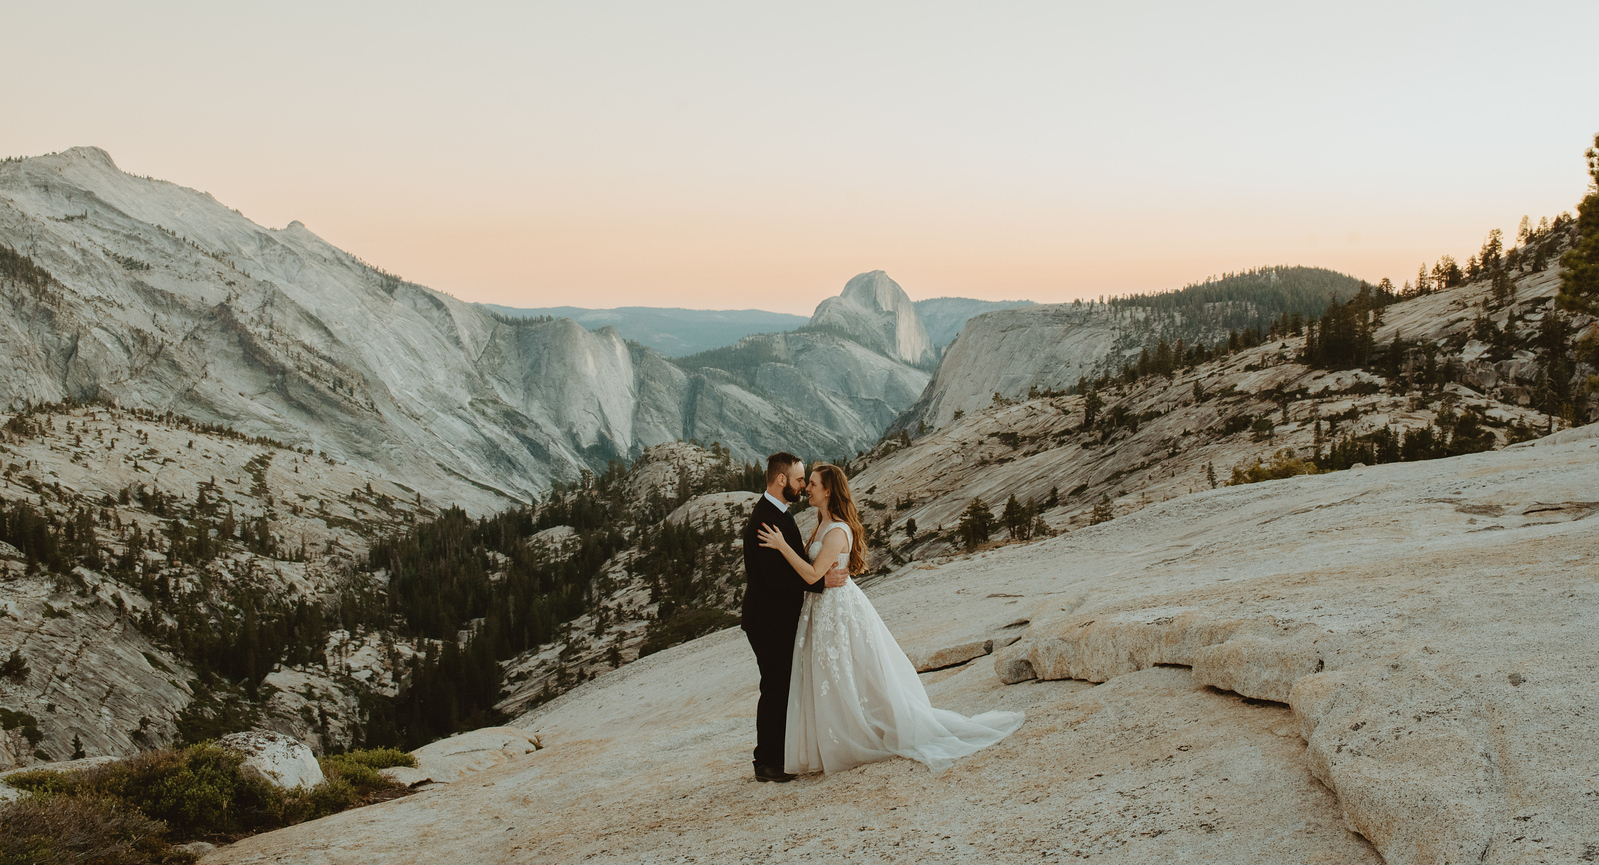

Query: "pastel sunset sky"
left=6, top=1, right=1596, bottom=314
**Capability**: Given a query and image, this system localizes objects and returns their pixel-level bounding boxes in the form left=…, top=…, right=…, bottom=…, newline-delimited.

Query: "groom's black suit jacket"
left=741, top=495, right=823, bottom=634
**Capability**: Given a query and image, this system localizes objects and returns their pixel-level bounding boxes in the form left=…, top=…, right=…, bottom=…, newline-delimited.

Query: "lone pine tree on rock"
left=1556, top=132, right=1599, bottom=316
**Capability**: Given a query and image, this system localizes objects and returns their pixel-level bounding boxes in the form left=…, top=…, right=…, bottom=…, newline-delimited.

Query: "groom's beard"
left=782, top=482, right=802, bottom=503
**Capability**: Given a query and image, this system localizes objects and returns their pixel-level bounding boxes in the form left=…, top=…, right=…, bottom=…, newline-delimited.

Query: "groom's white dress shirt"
left=763, top=491, right=789, bottom=513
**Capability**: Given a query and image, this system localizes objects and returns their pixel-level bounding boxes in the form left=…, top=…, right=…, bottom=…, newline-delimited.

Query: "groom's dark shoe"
left=753, top=761, right=795, bottom=783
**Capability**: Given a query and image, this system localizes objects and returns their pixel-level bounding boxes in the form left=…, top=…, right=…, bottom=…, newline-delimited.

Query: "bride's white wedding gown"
left=785, top=522, right=1024, bottom=775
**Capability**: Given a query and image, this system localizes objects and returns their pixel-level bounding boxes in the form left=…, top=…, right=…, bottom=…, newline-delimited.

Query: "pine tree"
left=1480, top=229, right=1503, bottom=272
left=1432, top=255, right=1463, bottom=289
left=1081, top=389, right=1104, bottom=430
left=1030, top=514, right=1052, bottom=539
left=957, top=498, right=995, bottom=550
left=1491, top=268, right=1515, bottom=305
left=0, top=650, right=27, bottom=683
left=1557, top=132, right=1599, bottom=315
left=1090, top=495, right=1115, bottom=525
left=1001, top=494, right=1032, bottom=541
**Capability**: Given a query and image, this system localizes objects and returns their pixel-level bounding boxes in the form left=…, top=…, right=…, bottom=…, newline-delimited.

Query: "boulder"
left=398, top=726, right=542, bottom=785
left=216, top=731, right=324, bottom=790
left=905, top=638, right=993, bottom=672
left=529, top=525, right=579, bottom=555
left=377, top=765, right=432, bottom=788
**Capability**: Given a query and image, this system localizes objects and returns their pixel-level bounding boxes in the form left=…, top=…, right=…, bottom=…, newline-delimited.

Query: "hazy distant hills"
left=484, top=294, right=1038, bottom=358
left=479, top=305, right=807, bottom=357
left=914, top=297, right=1036, bottom=349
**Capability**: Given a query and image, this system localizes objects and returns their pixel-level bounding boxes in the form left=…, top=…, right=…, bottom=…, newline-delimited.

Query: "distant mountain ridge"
left=487, top=288, right=1036, bottom=360
left=0, top=148, right=935, bottom=505
left=479, top=304, right=807, bottom=357
left=891, top=266, right=1367, bottom=432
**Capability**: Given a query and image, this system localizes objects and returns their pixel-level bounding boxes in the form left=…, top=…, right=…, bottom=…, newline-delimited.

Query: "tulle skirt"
left=785, top=580, right=1024, bottom=775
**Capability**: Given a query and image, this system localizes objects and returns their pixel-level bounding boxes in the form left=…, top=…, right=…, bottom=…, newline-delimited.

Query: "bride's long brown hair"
left=811, top=463, right=867, bottom=574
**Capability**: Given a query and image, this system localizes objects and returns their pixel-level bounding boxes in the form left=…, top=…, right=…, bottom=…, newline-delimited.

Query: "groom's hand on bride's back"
left=823, top=566, right=849, bottom=589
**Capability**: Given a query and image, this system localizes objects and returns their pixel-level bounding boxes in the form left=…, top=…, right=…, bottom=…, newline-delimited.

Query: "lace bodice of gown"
left=785, top=521, right=1022, bottom=776
left=806, top=521, right=852, bottom=571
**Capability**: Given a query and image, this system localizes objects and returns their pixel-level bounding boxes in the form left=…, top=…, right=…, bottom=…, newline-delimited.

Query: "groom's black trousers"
left=746, top=626, right=796, bottom=769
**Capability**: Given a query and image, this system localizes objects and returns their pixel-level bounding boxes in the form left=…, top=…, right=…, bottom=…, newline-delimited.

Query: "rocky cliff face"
left=0, top=404, right=429, bottom=767
left=891, top=302, right=1139, bottom=432
left=894, top=267, right=1381, bottom=436
left=677, top=330, right=928, bottom=458
left=912, top=296, right=1035, bottom=350
left=0, top=150, right=930, bottom=507
left=479, top=304, right=809, bottom=357
left=806, top=271, right=936, bottom=368
left=850, top=265, right=1589, bottom=564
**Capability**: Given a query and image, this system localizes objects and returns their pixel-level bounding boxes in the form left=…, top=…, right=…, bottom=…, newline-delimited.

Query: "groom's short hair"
left=766, top=451, right=802, bottom=485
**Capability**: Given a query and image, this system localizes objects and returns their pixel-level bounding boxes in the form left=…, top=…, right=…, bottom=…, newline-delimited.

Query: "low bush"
left=9, top=744, right=282, bottom=838
left=312, top=747, right=416, bottom=809
left=322, top=747, right=415, bottom=772
left=0, top=794, right=194, bottom=865
left=1228, top=450, right=1322, bottom=486
left=0, top=744, right=411, bottom=863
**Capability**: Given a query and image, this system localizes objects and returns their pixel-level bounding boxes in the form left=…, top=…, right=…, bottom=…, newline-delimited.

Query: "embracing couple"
left=741, top=452, right=1024, bottom=783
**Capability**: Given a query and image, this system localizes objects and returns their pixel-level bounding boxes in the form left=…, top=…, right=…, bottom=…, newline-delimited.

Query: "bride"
left=756, top=463, right=1024, bottom=775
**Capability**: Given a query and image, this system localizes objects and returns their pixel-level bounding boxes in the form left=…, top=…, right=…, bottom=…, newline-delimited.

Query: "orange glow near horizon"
left=4, top=3, right=1595, bottom=315
left=270, top=176, right=1585, bottom=315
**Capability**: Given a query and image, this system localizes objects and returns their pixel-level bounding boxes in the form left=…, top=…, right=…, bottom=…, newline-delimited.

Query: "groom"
left=742, top=451, right=847, bottom=782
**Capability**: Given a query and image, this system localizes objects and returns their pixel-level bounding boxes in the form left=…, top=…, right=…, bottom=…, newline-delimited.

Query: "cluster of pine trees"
left=353, top=446, right=769, bottom=749
left=951, top=491, right=1054, bottom=551
left=0, top=243, right=61, bottom=301
left=1104, top=266, right=1362, bottom=328
left=0, top=405, right=396, bottom=754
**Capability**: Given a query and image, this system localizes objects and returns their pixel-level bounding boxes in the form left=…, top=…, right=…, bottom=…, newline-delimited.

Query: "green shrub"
left=1228, top=450, right=1322, bottom=486
left=2, top=768, right=77, bottom=798
left=124, top=745, right=279, bottom=836
left=322, top=747, right=416, bottom=771
left=303, top=776, right=362, bottom=814
left=0, top=709, right=42, bottom=748
left=321, top=760, right=384, bottom=792
left=0, top=793, right=195, bottom=865
left=8, top=744, right=280, bottom=838
left=2, top=743, right=412, bottom=856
